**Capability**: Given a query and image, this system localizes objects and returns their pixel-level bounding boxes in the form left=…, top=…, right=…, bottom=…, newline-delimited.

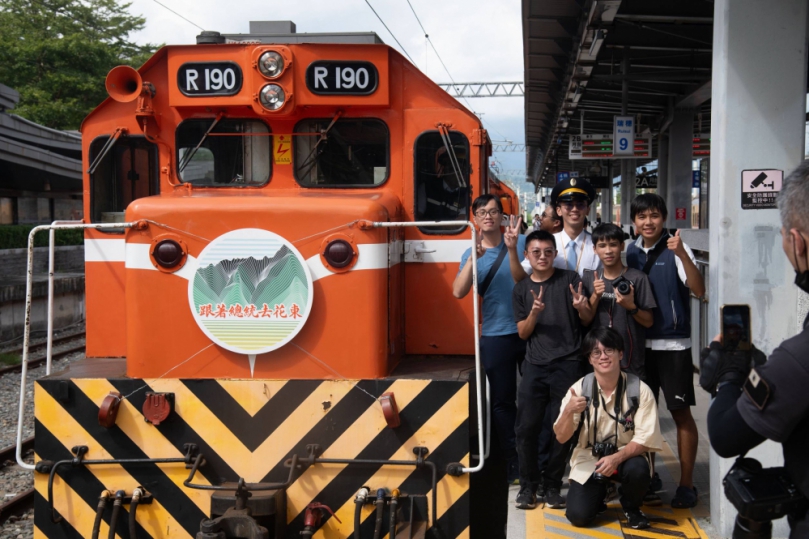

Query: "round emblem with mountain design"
left=189, top=229, right=313, bottom=354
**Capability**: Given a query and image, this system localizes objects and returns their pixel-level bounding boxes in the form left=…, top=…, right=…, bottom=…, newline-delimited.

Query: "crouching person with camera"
left=555, top=327, right=664, bottom=529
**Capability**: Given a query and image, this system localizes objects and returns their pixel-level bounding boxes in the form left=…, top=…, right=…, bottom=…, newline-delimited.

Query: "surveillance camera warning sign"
left=741, top=169, right=782, bottom=210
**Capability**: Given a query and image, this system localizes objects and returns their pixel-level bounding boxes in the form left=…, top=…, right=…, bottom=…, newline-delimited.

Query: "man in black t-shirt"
left=582, top=223, right=656, bottom=379
left=512, top=230, right=594, bottom=510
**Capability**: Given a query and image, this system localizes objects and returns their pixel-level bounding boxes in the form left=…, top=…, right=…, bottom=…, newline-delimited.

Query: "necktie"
left=566, top=240, right=577, bottom=271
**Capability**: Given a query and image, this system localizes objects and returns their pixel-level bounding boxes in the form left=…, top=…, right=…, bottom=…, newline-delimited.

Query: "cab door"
left=402, top=110, right=484, bottom=355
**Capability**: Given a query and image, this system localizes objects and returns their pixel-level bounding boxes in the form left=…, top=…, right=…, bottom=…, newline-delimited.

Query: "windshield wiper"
left=87, top=127, right=126, bottom=175
left=178, top=113, right=223, bottom=173
left=295, top=110, right=343, bottom=179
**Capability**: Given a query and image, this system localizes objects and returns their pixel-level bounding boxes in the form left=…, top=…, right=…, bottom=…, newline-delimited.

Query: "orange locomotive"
left=32, top=23, right=518, bottom=539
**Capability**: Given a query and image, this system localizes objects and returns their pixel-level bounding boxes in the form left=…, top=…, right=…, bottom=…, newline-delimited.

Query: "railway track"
left=0, top=332, right=86, bottom=377
left=0, top=437, right=35, bottom=525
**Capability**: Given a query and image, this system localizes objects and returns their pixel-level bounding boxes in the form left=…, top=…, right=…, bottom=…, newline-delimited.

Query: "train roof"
left=204, top=20, right=384, bottom=46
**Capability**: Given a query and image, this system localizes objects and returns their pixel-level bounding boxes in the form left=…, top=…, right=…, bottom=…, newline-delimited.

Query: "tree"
left=0, top=0, right=158, bottom=130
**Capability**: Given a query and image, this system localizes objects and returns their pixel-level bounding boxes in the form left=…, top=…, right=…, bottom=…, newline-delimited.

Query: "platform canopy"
left=522, top=0, right=714, bottom=187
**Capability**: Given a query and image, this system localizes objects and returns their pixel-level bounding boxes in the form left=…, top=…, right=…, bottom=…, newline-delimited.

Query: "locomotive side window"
left=176, top=119, right=271, bottom=186
left=414, top=131, right=471, bottom=234
left=294, top=118, right=389, bottom=187
left=89, top=135, right=158, bottom=230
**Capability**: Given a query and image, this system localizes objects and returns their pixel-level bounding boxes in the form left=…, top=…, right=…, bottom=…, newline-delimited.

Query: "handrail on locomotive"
left=16, top=220, right=491, bottom=475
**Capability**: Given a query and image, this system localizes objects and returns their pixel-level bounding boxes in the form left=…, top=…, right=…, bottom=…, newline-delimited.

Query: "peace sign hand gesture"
left=504, top=215, right=523, bottom=252
left=529, top=286, right=545, bottom=315
left=570, top=282, right=588, bottom=312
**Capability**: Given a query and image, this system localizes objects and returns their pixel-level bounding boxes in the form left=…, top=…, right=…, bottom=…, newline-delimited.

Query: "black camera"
left=613, top=275, right=633, bottom=296
left=591, top=442, right=618, bottom=483
left=723, top=458, right=808, bottom=539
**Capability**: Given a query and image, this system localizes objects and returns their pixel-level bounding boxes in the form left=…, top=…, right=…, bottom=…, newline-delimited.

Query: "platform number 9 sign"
left=613, top=116, right=634, bottom=156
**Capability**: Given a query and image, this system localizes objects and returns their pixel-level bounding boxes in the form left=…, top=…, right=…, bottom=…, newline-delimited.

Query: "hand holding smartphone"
left=720, top=304, right=751, bottom=351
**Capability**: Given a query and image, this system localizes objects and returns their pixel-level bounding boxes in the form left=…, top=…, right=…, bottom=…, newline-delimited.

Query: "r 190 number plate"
left=306, top=61, right=378, bottom=95
left=178, top=62, right=243, bottom=97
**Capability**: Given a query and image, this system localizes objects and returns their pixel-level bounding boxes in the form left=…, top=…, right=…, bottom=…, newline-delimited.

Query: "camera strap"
left=641, top=234, right=670, bottom=275
left=478, top=244, right=508, bottom=297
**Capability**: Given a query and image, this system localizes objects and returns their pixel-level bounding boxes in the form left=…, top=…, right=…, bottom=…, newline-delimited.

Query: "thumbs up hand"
left=667, top=229, right=687, bottom=258
left=566, top=388, right=588, bottom=414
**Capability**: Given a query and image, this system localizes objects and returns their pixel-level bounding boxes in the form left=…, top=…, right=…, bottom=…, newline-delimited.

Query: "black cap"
left=550, top=177, right=596, bottom=207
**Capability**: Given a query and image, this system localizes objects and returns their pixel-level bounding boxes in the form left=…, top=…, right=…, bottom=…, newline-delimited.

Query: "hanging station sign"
left=568, top=134, right=652, bottom=160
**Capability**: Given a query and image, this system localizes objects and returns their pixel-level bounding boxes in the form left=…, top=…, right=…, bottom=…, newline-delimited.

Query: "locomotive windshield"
left=176, top=119, right=271, bottom=186
left=293, top=118, right=389, bottom=187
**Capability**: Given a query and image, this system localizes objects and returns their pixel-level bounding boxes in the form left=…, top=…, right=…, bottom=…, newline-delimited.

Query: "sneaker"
left=671, top=486, right=698, bottom=509
left=515, top=487, right=537, bottom=509
left=624, top=508, right=650, bottom=529
left=649, top=472, right=662, bottom=492
left=597, top=501, right=608, bottom=515
left=545, top=488, right=566, bottom=509
left=536, top=479, right=546, bottom=500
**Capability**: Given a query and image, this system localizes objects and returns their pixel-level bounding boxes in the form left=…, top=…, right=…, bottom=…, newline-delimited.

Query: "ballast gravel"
left=0, top=330, right=85, bottom=538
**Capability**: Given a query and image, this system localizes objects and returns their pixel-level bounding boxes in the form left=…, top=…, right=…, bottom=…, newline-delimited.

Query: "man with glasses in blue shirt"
left=454, top=194, right=527, bottom=487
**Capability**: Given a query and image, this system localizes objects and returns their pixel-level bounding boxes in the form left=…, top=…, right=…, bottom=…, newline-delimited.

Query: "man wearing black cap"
left=551, top=177, right=602, bottom=276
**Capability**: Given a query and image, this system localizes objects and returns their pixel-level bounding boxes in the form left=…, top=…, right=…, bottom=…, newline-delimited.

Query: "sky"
left=126, top=0, right=530, bottom=186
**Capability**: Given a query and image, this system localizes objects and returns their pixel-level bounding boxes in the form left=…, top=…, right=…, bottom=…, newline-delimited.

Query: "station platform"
left=506, top=373, right=717, bottom=538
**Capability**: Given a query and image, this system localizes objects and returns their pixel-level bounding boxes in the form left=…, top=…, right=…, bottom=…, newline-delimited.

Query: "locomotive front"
left=29, top=27, right=496, bottom=539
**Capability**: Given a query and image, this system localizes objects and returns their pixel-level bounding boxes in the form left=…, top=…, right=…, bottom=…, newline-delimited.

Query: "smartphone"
left=720, top=304, right=752, bottom=351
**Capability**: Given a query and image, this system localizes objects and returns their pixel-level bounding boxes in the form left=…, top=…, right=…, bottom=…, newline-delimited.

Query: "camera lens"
left=616, top=280, right=631, bottom=295
left=732, top=515, right=772, bottom=539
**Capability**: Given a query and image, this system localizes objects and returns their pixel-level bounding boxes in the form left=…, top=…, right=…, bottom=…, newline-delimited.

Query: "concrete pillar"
left=709, top=1, right=807, bottom=537
left=667, top=109, right=695, bottom=229
left=604, top=162, right=614, bottom=224
left=620, top=160, right=636, bottom=225
left=657, top=133, right=669, bottom=201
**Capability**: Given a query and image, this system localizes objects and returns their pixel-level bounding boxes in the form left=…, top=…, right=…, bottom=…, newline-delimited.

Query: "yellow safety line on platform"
left=524, top=502, right=711, bottom=538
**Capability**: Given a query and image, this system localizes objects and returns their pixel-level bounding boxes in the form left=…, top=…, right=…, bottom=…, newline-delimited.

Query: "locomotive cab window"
left=294, top=118, right=389, bottom=187
left=414, top=131, right=471, bottom=234
left=89, top=135, right=158, bottom=230
left=176, top=119, right=271, bottom=186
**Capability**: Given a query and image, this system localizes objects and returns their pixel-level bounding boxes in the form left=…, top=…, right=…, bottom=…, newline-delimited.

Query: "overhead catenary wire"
left=150, top=0, right=205, bottom=31
left=362, top=0, right=416, bottom=65
left=403, top=0, right=511, bottom=143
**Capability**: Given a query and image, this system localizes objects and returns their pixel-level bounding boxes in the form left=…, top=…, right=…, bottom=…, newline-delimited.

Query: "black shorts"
left=644, top=348, right=695, bottom=410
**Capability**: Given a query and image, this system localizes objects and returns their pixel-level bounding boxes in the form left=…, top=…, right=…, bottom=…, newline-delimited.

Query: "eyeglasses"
left=589, top=348, right=616, bottom=359
left=528, top=249, right=557, bottom=258
left=474, top=209, right=502, bottom=218
left=560, top=201, right=588, bottom=211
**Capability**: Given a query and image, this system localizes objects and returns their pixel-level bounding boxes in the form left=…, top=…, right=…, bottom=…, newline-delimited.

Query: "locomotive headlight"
left=323, top=239, right=355, bottom=269
left=258, top=51, right=284, bottom=78
left=152, top=239, right=184, bottom=268
left=259, top=84, right=286, bottom=111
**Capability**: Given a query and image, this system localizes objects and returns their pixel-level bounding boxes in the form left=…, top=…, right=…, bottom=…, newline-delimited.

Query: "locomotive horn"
left=106, top=65, right=146, bottom=102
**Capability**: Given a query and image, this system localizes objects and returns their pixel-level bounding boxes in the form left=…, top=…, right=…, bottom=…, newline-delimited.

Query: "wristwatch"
left=627, top=307, right=639, bottom=315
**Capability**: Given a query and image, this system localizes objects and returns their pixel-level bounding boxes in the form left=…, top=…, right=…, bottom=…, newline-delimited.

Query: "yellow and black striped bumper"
left=34, top=378, right=470, bottom=538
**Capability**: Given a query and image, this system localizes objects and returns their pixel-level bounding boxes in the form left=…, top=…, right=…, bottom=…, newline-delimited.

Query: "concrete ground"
left=506, top=373, right=721, bottom=538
